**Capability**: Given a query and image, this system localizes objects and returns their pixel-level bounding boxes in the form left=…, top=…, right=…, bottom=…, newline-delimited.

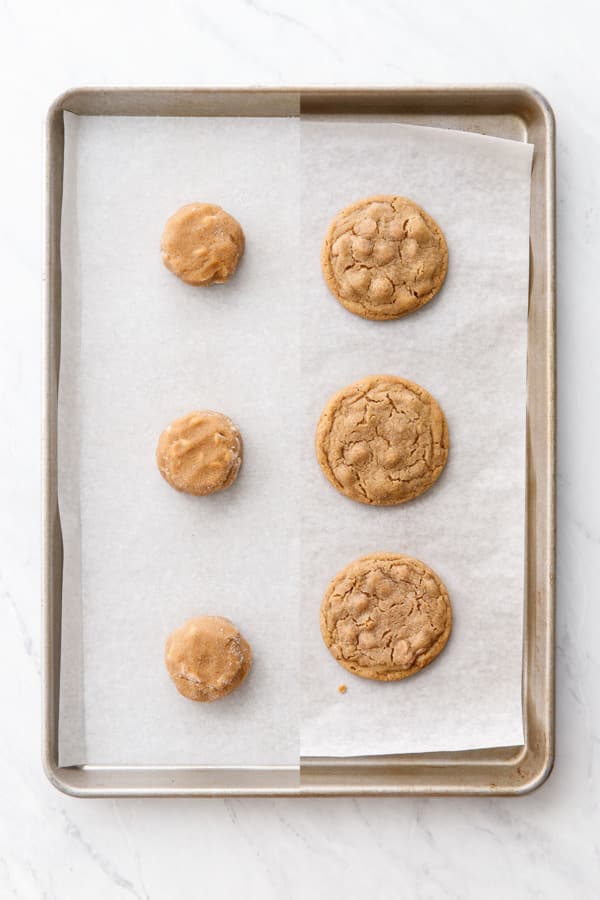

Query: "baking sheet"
left=300, top=120, right=532, bottom=756
left=58, top=113, right=532, bottom=766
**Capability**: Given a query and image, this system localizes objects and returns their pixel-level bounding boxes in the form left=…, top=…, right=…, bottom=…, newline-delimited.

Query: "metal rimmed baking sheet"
left=43, top=86, right=555, bottom=796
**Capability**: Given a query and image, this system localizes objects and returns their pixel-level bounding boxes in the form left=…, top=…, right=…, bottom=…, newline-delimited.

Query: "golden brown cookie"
left=321, top=195, right=448, bottom=320
left=315, top=375, right=449, bottom=506
left=156, top=410, right=242, bottom=496
left=320, top=553, right=451, bottom=681
left=165, top=616, right=252, bottom=702
left=161, top=203, right=245, bottom=285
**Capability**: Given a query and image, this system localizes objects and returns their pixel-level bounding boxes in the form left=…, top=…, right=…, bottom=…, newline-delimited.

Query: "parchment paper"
left=58, top=113, right=532, bottom=766
left=58, top=114, right=301, bottom=766
left=300, top=120, right=532, bottom=756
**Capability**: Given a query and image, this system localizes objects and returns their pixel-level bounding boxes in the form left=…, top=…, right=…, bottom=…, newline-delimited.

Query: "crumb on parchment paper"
left=338, top=684, right=347, bottom=694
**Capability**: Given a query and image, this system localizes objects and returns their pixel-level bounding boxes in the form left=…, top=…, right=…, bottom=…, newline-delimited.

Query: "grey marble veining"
left=1, top=0, right=599, bottom=896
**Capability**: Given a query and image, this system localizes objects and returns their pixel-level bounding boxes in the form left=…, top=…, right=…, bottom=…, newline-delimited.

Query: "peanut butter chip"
left=321, top=554, right=452, bottom=681
left=165, top=616, right=252, bottom=702
left=321, top=195, right=448, bottom=320
left=315, top=375, right=449, bottom=506
left=161, top=202, right=244, bottom=286
left=156, top=410, right=242, bottom=496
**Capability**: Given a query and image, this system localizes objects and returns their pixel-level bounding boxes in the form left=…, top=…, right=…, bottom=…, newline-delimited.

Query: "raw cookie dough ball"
left=321, top=195, right=448, bottom=320
left=321, top=553, right=452, bottom=681
left=161, top=202, right=245, bottom=285
left=156, top=410, right=242, bottom=496
left=165, top=616, right=252, bottom=702
left=315, top=375, right=449, bottom=506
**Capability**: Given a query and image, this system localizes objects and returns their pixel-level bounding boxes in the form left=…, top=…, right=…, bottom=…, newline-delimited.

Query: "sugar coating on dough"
left=156, top=410, right=242, bottom=497
left=161, top=203, right=245, bottom=286
left=316, top=375, right=449, bottom=506
left=320, top=553, right=452, bottom=681
left=165, top=616, right=252, bottom=702
left=321, top=195, right=448, bottom=320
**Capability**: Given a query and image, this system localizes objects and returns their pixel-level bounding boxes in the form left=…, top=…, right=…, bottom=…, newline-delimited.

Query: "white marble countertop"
left=1, top=0, right=598, bottom=896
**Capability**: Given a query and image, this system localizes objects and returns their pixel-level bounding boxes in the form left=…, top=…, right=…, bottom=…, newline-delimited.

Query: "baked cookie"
left=161, top=203, right=245, bottom=285
left=156, top=410, right=242, bottom=496
left=321, top=195, right=447, bottom=320
left=320, top=553, right=451, bottom=681
left=165, top=616, right=252, bottom=702
left=315, top=375, right=448, bottom=506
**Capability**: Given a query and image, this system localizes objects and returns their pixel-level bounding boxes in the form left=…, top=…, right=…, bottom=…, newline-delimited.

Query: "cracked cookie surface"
left=321, top=195, right=448, bottom=320
left=321, top=553, right=451, bottom=681
left=316, top=375, right=449, bottom=506
left=156, top=410, right=242, bottom=497
left=161, top=202, right=245, bottom=286
left=165, top=616, right=252, bottom=702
